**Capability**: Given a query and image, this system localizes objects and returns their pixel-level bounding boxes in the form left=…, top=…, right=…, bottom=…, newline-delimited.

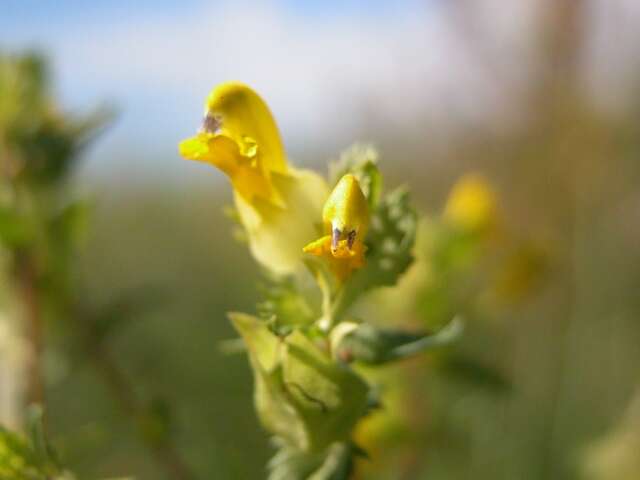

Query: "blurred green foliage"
left=2, top=4, right=640, bottom=477
left=0, top=407, right=74, bottom=480
left=0, top=52, right=106, bottom=309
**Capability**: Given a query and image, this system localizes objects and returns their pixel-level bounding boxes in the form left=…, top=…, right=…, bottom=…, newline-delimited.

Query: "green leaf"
left=334, top=187, right=417, bottom=318
left=329, top=143, right=382, bottom=209
left=333, top=317, right=464, bottom=365
left=230, top=313, right=370, bottom=453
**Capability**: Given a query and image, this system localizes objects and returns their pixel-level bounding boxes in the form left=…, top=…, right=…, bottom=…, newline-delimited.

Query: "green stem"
left=18, top=255, right=46, bottom=412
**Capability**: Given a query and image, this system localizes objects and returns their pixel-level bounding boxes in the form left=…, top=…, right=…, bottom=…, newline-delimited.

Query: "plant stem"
left=18, top=256, right=46, bottom=410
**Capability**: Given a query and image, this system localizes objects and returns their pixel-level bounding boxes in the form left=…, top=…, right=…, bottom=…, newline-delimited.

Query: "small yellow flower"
left=443, top=173, right=498, bottom=234
left=179, top=82, right=287, bottom=206
left=304, top=174, right=369, bottom=281
left=179, top=82, right=328, bottom=274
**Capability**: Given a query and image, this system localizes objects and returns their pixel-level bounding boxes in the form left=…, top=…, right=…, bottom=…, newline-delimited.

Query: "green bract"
left=231, top=313, right=369, bottom=453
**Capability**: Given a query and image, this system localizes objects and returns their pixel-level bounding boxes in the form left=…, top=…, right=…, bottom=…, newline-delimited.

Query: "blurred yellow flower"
left=179, top=82, right=327, bottom=274
left=304, top=174, right=369, bottom=281
left=444, top=173, right=498, bottom=234
left=584, top=390, right=640, bottom=480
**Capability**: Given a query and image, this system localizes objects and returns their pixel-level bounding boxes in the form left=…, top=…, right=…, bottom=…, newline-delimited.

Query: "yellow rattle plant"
left=180, top=82, right=461, bottom=479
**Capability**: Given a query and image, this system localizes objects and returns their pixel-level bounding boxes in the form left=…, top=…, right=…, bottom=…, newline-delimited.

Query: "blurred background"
left=2, top=0, right=640, bottom=479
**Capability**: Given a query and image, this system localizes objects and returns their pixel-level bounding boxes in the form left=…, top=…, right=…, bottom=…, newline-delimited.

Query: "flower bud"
left=303, top=174, right=369, bottom=281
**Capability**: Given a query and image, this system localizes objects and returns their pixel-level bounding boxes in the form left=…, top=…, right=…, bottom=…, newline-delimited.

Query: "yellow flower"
left=179, top=82, right=287, bottom=205
left=179, top=82, right=328, bottom=274
left=303, top=174, right=369, bottom=281
left=443, top=173, right=498, bottom=234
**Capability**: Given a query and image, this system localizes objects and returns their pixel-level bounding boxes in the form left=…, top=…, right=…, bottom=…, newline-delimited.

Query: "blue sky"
left=3, top=0, right=634, bottom=181
left=3, top=0, right=431, bottom=24
left=2, top=0, right=460, bottom=180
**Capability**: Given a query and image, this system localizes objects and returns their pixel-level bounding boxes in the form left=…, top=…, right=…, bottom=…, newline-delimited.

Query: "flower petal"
left=323, top=174, right=369, bottom=237
left=236, top=168, right=328, bottom=275
left=180, top=133, right=282, bottom=205
left=206, top=82, right=288, bottom=176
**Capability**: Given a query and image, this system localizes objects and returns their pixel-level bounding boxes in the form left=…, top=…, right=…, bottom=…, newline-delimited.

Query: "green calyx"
left=230, top=313, right=370, bottom=453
